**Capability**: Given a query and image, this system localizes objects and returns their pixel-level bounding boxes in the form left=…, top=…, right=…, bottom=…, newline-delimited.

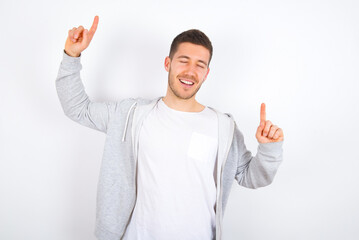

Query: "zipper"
left=123, top=106, right=145, bottom=237
left=216, top=116, right=235, bottom=240
left=120, top=101, right=138, bottom=239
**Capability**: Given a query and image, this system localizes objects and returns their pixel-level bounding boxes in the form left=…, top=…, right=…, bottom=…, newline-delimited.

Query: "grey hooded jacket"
left=55, top=51, right=284, bottom=240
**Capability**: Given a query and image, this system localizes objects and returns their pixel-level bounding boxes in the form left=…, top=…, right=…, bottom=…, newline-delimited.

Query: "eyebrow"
left=177, top=55, right=208, bottom=67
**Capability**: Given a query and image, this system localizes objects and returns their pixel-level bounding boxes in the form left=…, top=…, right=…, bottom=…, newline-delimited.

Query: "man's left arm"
left=235, top=103, right=284, bottom=188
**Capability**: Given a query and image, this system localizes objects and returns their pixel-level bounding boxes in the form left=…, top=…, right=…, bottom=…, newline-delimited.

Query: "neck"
left=162, top=90, right=205, bottom=113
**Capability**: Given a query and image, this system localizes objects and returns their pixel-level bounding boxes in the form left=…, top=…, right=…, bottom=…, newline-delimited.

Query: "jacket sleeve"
left=234, top=123, right=283, bottom=189
left=55, top=50, right=116, bottom=134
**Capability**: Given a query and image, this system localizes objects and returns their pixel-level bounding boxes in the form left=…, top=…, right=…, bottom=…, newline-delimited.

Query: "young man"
left=56, top=16, right=284, bottom=240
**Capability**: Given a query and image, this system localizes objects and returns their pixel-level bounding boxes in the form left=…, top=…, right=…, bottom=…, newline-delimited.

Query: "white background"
left=1, top=0, right=358, bottom=239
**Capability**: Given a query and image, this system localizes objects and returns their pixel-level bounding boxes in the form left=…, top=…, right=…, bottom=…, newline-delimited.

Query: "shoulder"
left=207, top=105, right=236, bottom=121
left=116, top=96, right=158, bottom=109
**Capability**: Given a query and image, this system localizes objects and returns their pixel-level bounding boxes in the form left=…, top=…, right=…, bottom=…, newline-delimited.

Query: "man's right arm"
left=55, top=16, right=119, bottom=134
left=55, top=49, right=118, bottom=133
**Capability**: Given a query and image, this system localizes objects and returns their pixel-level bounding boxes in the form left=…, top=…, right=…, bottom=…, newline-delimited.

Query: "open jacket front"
left=56, top=51, right=284, bottom=240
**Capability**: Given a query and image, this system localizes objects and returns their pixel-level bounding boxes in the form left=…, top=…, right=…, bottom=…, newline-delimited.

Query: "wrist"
left=64, top=49, right=81, bottom=57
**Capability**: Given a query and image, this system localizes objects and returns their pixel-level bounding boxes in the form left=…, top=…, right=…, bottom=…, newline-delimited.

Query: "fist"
left=256, top=103, right=284, bottom=143
left=64, top=15, right=99, bottom=57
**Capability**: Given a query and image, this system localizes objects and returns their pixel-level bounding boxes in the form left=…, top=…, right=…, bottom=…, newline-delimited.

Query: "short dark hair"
left=169, top=29, right=213, bottom=66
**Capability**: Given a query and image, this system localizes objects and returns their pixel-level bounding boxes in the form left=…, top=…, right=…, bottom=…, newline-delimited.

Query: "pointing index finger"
left=260, top=103, right=266, bottom=123
left=88, top=15, right=99, bottom=38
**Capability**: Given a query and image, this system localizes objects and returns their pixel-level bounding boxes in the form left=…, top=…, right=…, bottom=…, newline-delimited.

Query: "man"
left=56, top=15, right=284, bottom=240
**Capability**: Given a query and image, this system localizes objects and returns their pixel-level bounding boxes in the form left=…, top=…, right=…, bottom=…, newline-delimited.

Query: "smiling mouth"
left=179, top=78, right=194, bottom=86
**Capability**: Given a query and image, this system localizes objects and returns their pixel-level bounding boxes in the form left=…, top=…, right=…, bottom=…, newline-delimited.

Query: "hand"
left=64, top=15, right=99, bottom=57
left=255, top=103, right=284, bottom=143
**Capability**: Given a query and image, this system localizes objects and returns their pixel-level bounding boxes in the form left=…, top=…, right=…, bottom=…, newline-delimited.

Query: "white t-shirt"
left=122, top=98, right=218, bottom=240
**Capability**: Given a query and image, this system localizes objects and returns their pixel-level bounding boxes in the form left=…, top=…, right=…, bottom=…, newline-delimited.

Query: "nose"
left=189, top=62, right=198, bottom=72
left=185, top=63, right=198, bottom=75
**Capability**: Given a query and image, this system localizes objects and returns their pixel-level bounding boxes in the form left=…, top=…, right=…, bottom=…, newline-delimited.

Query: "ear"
left=164, top=56, right=171, bottom=72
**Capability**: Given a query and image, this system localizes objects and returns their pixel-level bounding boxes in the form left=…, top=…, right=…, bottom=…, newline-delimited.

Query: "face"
left=164, top=42, right=210, bottom=100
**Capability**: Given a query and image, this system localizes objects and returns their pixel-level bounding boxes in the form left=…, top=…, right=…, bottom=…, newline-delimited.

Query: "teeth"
left=180, top=79, right=194, bottom=85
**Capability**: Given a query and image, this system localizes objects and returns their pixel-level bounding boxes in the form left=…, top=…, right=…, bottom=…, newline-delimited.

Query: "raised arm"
left=235, top=103, right=284, bottom=188
left=55, top=16, right=116, bottom=134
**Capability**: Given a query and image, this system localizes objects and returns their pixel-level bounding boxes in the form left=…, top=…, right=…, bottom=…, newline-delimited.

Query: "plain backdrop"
left=1, top=0, right=358, bottom=239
